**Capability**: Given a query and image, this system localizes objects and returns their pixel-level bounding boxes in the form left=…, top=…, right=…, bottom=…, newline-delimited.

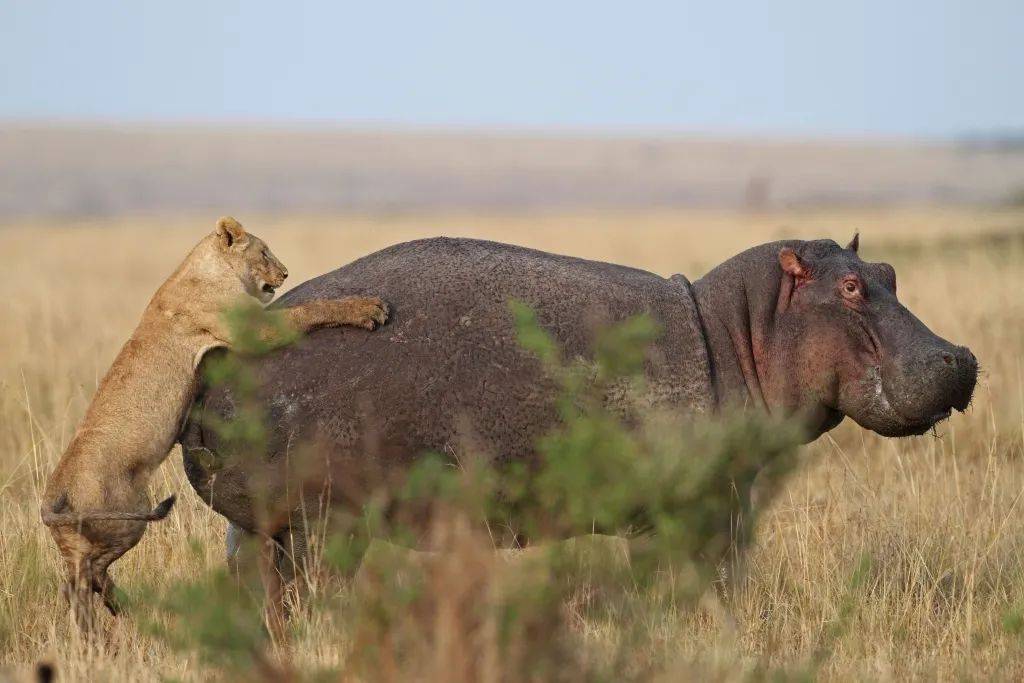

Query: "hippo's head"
left=694, top=236, right=977, bottom=440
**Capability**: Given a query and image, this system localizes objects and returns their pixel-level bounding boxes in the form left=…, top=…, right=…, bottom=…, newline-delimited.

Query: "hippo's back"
left=184, top=237, right=712, bottom=530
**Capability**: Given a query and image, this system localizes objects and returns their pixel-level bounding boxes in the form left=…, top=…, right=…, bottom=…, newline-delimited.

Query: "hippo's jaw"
left=877, top=377, right=956, bottom=436
left=865, top=308, right=977, bottom=437
left=843, top=355, right=977, bottom=438
left=879, top=377, right=975, bottom=438
left=814, top=406, right=846, bottom=436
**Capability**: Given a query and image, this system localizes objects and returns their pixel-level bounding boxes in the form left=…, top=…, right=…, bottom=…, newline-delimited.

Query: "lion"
left=41, top=216, right=389, bottom=631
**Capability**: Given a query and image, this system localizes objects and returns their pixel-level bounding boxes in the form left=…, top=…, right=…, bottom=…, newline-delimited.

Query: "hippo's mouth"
left=858, top=367, right=959, bottom=437
left=900, top=408, right=953, bottom=436
left=879, top=372, right=957, bottom=436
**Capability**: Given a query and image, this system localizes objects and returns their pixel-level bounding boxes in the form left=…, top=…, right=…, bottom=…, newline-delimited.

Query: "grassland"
left=1, top=206, right=1022, bottom=681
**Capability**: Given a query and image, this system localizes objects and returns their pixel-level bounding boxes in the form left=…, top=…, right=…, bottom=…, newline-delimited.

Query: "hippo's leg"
left=276, top=524, right=309, bottom=591
left=225, top=521, right=308, bottom=582
left=228, top=520, right=309, bottom=637
left=225, top=522, right=246, bottom=574
left=716, top=469, right=765, bottom=602
left=257, top=536, right=287, bottom=643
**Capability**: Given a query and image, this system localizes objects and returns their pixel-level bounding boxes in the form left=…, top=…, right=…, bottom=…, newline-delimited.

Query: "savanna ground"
left=1, top=206, right=1023, bottom=681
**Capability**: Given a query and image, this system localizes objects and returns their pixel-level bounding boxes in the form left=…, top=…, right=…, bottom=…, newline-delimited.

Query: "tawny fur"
left=42, top=216, right=388, bottom=629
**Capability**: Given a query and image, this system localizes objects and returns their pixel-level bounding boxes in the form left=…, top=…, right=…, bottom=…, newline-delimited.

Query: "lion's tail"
left=40, top=493, right=177, bottom=526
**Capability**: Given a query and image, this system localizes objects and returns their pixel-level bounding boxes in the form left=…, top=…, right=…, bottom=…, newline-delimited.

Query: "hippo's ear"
left=778, top=247, right=810, bottom=282
left=845, top=232, right=860, bottom=253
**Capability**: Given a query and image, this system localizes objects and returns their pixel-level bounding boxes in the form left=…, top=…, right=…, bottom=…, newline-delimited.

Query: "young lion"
left=41, top=216, right=388, bottom=630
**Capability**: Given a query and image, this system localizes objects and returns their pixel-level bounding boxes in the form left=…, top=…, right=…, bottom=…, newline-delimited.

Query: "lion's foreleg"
left=279, top=296, right=389, bottom=335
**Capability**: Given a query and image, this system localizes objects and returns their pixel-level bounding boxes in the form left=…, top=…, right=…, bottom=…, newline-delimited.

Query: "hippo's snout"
left=937, top=345, right=978, bottom=413
left=882, top=340, right=977, bottom=434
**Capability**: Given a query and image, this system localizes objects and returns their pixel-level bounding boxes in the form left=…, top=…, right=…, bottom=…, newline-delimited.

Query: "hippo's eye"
left=841, top=278, right=862, bottom=299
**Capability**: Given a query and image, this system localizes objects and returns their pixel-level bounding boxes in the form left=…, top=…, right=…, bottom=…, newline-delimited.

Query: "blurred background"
left=2, top=0, right=1023, bottom=218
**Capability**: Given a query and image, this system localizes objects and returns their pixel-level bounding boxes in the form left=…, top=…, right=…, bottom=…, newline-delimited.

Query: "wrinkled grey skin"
left=694, top=234, right=976, bottom=438
left=180, top=236, right=976, bottom=568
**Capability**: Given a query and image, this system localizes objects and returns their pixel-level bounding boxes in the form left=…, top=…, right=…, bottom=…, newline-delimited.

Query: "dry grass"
left=0, top=206, right=1022, bottom=681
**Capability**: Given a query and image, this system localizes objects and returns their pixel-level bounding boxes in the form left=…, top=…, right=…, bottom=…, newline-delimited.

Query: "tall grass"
left=0, top=206, right=1022, bottom=680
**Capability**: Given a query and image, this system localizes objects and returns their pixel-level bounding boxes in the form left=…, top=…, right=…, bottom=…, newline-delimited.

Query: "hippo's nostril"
left=941, top=352, right=955, bottom=366
left=953, top=347, right=978, bottom=373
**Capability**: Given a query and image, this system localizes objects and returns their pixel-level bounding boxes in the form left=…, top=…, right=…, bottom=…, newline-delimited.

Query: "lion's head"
left=212, top=216, right=288, bottom=304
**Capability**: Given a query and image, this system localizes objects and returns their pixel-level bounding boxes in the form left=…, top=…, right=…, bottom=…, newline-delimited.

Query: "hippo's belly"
left=183, top=237, right=712, bottom=532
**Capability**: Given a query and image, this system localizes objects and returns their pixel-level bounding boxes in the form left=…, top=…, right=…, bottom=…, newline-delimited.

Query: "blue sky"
left=1, top=1, right=1021, bottom=136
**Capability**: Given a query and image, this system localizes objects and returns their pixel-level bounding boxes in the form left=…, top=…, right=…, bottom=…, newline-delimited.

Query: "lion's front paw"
left=332, top=296, right=390, bottom=330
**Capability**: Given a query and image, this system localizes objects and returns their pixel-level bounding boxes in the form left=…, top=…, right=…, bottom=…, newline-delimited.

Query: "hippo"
left=180, top=235, right=977, bottom=578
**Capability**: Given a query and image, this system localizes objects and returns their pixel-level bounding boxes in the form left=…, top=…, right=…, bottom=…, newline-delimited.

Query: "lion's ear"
left=215, top=216, right=248, bottom=249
